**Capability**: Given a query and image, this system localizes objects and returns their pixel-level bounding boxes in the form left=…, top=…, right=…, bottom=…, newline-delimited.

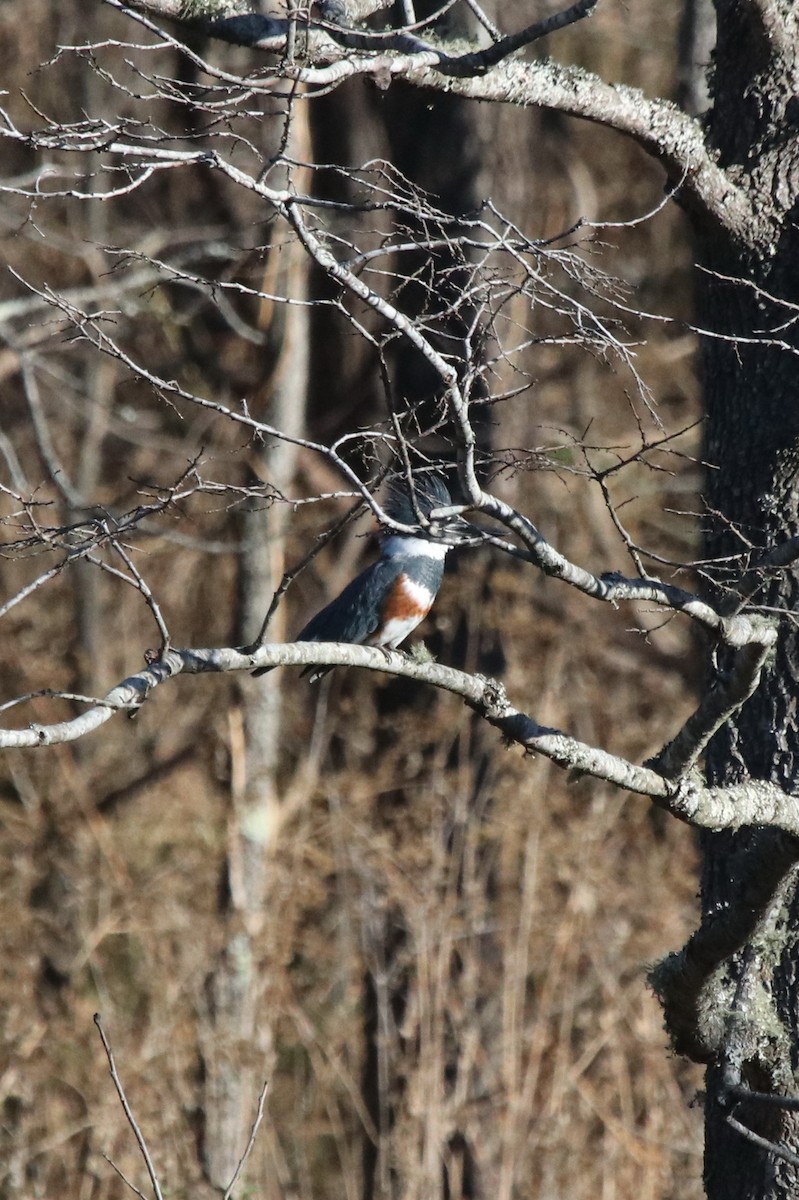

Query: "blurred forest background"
left=0, top=1, right=709, bottom=1197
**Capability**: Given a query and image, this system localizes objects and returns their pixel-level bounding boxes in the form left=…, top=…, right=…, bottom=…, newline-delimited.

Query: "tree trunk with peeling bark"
left=696, top=4, right=799, bottom=1196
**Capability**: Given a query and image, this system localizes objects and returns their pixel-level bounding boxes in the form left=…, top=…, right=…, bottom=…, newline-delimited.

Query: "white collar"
left=381, top=535, right=449, bottom=561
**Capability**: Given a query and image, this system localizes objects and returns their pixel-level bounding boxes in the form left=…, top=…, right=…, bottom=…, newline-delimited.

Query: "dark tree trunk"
left=697, top=2, right=799, bottom=1195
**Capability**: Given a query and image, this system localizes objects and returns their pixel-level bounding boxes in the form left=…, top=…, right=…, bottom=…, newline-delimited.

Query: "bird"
left=253, top=474, right=472, bottom=680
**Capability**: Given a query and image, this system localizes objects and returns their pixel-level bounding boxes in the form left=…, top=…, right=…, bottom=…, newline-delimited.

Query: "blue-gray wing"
left=297, top=557, right=403, bottom=645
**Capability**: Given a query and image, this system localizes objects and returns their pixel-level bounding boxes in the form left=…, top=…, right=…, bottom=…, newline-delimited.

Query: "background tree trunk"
left=201, top=108, right=312, bottom=1188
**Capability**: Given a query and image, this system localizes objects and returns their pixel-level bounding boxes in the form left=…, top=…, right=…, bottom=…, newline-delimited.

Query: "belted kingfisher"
left=253, top=474, right=471, bottom=679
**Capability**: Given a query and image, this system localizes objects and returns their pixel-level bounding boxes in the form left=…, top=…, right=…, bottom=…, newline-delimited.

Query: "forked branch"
left=104, top=0, right=756, bottom=238
left=0, top=638, right=794, bottom=841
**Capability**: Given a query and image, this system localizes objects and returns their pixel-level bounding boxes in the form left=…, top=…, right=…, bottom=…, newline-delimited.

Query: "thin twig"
left=101, top=1151, right=150, bottom=1200
left=223, top=1080, right=270, bottom=1199
left=725, top=1113, right=799, bottom=1170
left=727, top=1086, right=799, bottom=1113
left=94, top=1014, right=165, bottom=1200
left=461, top=0, right=500, bottom=39
left=19, top=352, right=85, bottom=508
left=251, top=496, right=366, bottom=649
left=0, top=688, right=136, bottom=714
left=108, top=538, right=171, bottom=651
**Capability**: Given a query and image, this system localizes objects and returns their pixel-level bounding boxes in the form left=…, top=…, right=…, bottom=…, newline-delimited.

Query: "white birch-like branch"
left=0, top=638, right=795, bottom=837
left=101, top=0, right=756, bottom=239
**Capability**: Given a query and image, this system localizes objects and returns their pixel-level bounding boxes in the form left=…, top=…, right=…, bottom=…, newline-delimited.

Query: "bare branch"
left=107, top=541, right=172, bottom=651
left=105, top=0, right=754, bottom=238
left=19, top=353, right=84, bottom=508
left=470, top=490, right=782, bottom=647
left=223, top=1081, right=269, bottom=1200
left=403, top=61, right=754, bottom=238
left=116, top=0, right=600, bottom=75
left=649, top=638, right=773, bottom=780
left=725, top=1114, right=799, bottom=1171
left=94, top=1014, right=165, bottom=1200
left=100, top=1152, right=150, bottom=1200
left=650, top=841, right=799, bottom=1062
left=0, top=639, right=794, bottom=847
left=314, top=0, right=602, bottom=77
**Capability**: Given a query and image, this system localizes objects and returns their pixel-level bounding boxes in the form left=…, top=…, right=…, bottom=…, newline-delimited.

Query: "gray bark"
left=695, top=3, right=799, bottom=1196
